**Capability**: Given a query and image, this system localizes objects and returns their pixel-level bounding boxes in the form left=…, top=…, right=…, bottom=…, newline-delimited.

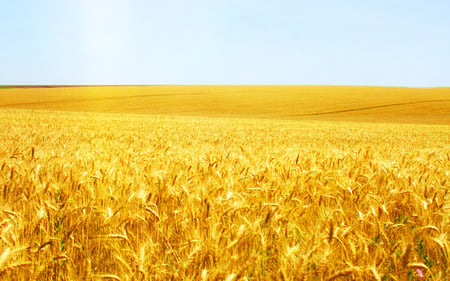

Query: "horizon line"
left=1, top=84, right=449, bottom=89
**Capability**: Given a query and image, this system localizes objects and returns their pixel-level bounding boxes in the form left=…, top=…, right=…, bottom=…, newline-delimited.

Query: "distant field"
left=0, top=85, right=449, bottom=123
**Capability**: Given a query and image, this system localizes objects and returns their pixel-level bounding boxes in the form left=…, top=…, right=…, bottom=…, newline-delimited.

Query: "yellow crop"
left=1, top=85, right=449, bottom=123
left=0, top=86, right=449, bottom=280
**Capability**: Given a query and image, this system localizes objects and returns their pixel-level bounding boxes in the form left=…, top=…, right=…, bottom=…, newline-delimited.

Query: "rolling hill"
left=0, top=85, right=449, bottom=124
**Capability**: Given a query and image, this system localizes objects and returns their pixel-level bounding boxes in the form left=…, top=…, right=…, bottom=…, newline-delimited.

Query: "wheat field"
left=0, top=86, right=449, bottom=280
left=1, top=86, right=449, bottom=124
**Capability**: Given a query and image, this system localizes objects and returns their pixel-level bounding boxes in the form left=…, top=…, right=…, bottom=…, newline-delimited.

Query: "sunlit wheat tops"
left=0, top=108, right=449, bottom=280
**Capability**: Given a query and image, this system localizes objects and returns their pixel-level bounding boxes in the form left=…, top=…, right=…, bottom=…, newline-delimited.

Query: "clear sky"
left=1, top=0, right=449, bottom=86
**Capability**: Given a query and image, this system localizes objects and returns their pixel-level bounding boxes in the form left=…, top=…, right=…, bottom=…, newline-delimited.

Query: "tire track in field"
left=287, top=99, right=450, bottom=117
left=0, top=92, right=206, bottom=107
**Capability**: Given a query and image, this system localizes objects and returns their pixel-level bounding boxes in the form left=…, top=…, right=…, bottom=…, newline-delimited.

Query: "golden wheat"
left=0, top=108, right=448, bottom=280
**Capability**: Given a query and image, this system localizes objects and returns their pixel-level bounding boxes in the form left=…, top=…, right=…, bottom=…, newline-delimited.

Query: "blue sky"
left=1, top=0, right=449, bottom=86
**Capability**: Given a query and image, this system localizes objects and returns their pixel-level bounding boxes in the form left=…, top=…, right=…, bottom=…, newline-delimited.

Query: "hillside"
left=0, top=85, right=449, bottom=124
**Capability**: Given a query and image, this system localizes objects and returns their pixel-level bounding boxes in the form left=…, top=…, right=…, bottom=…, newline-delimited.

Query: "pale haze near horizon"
left=0, top=0, right=449, bottom=87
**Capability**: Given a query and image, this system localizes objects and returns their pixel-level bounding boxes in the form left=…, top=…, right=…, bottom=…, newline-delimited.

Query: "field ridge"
left=287, top=99, right=450, bottom=117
